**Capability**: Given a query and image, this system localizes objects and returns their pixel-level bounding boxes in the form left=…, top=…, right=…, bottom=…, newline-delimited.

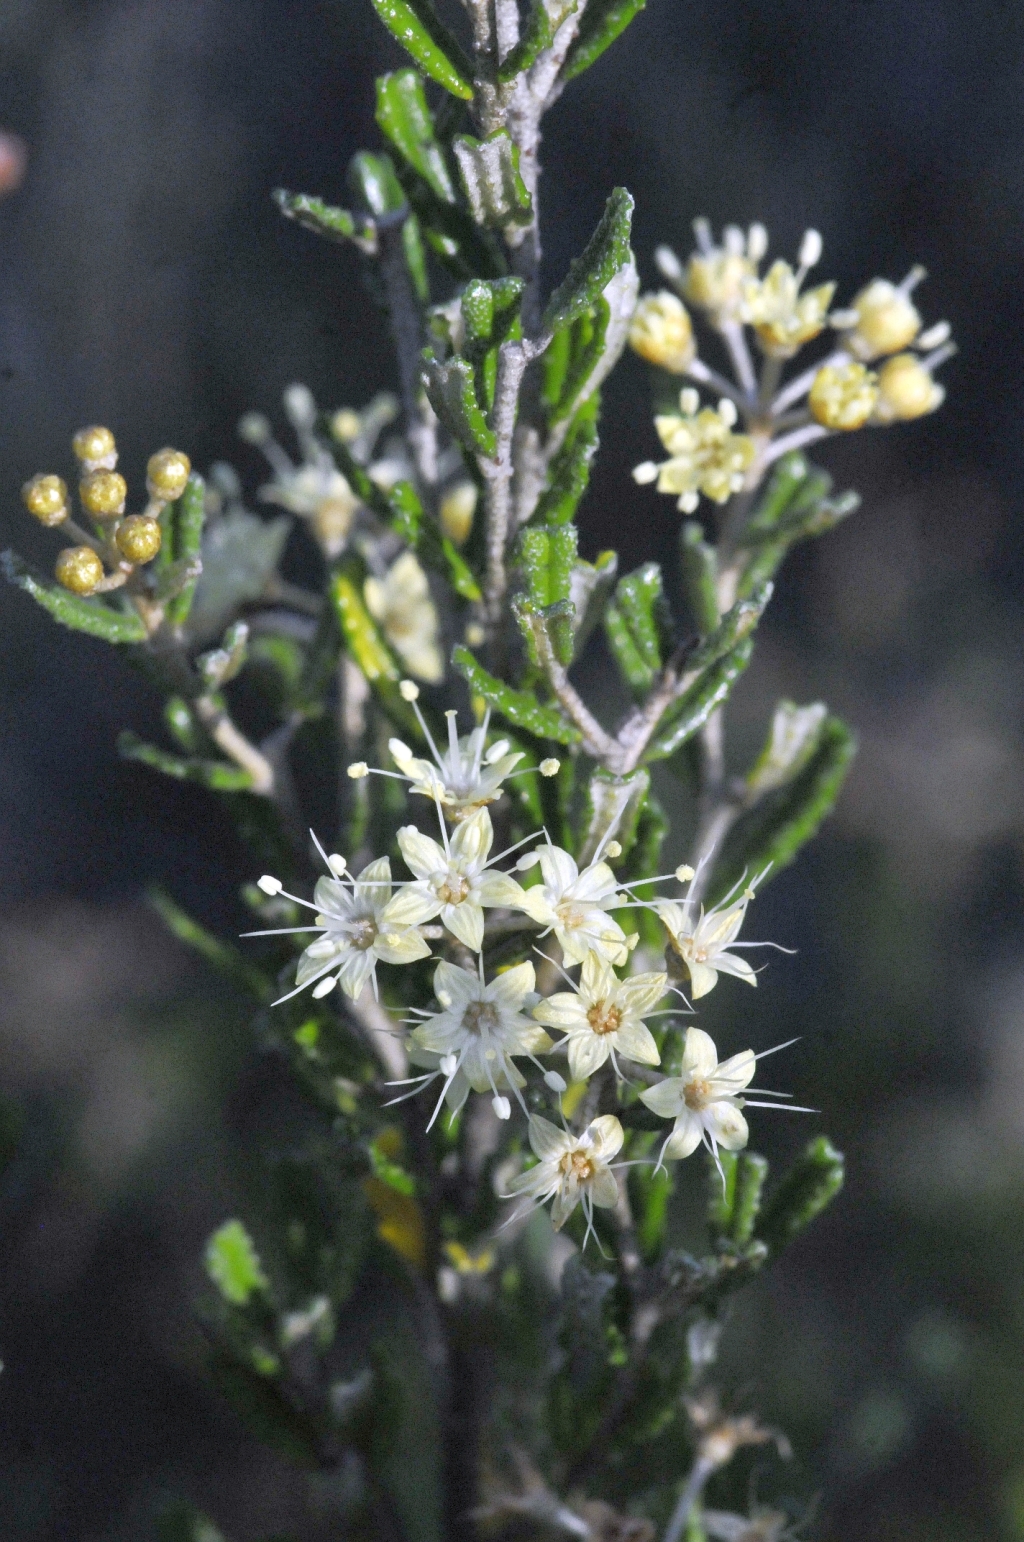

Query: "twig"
left=661, top=1458, right=716, bottom=1542
left=193, top=693, right=275, bottom=794
left=480, top=337, right=547, bottom=628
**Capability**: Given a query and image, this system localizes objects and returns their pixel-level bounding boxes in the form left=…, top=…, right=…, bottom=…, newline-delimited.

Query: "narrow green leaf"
left=421, top=353, right=497, bottom=455
left=331, top=571, right=400, bottom=682
left=686, top=581, right=771, bottom=673
left=561, top=0, right=647, bottom=79
left=402, top=210, right=430, bottom=303
left=166, top=474, right=207, bottom=626
left=544, top=302, right=609, bottom=425
left=375, top=70, right=455, bottom=203
left=118, top=731, right=255, bottom=790
left=543, top=187, right=634, bottom=333
left=498, top=0, right=578, bottom=81
left=369, top=0, right=474, bottom=99
left=348, top=150, right=406, bottom=217
left=578, top=767, right=650, bottom=865
left=679, top=520, right=719, bottom=634
left=452, top=130, right=533, bottom=229
left=2, top=550, right=148, bottom=643
left=533, top=408, right=599, bottom=526
left=643, top=639, right=753, bottom=762
left=710, top=714, right=856, bottom=898
left=615, top=562, right=670, bottom=672
left=741, top=451, right=810, bottom=540
left=519, top=526, right=552, bottom=609
left=569, top=547, right=617, bottom=655
left=604, top=600, right=653, bottom=695
left=746, top=700, right=829, bottom=798
left=205, top=1219, right=270, bottom=1306
left=708, top=1150, right=768, bottom=1247
left=273, top=189, right=377, bottom=252
left=148, top=887, right=271, bottom=1002
left=755, top=1137, right=844, bottom=1257
left=452, top=645, right=582, bottom=744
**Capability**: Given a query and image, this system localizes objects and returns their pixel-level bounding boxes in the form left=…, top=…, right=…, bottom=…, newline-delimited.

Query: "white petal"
left=381, top=882, right=440, bottom=927
left=313, top=875, right=354, bottom=918
left=532, top=993, right=589, bottom=1029
left=450, top=807, right=493, bottom=869
left=589, top=1166, right=619, bottom=1209
left=443, top=899, right=485, bottom=952
left=486, top=960, right=535, bottom=1010
left=614, top=1019, right=660, bottom=1066
left=712, top=1048, right=756, bottom=1093
left=529, top=1116, right=569, bottom=1160
left=616, top=971, right=668, bottom=1016
left=538, top=845, right=578, bottom=895
left=515, top=887, right=557, bottom=926
left=588, top=1114, right=624, bottom=1161
left=397, top=826, right=446, bottom=881
left=711, top=950, right=758, bottom=987
left=475, top=872, right=527, bottom=909
left=571, top=861, right=619, bottom=905
left=687, top=961, right=719, bottom=999
left=640, top=1076, right=684, bottom=1118
left=567, top=1032, right=611, bottom=1081
left=681, top=1026, right=719, bottom=1078
left=550, top=1185, right=580, bottom=1230
left=664, top=1111, right=703, bottom=1159
left=354, top=857, right=392, bottom=906
left=703, top=1101, right=749, bottom=1151
left=579, top=950, right=614, bottom=1003
left=339, top=950, right=376, bottom=999
left=433, top=960, right=479, bottom=1009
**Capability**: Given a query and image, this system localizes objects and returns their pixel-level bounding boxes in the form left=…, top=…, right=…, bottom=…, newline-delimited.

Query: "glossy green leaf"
left=679, top=520, right=719, bottom=634
left=643, top=639, right=753, bottom=762
left=533, top=407, right=599, bottom=525
left=708, top=1150, right=769, bottom=1247
left=330, top=569, right=422, bottom=735
left=118, top=731, right=255, bottom=790
left=369, top=0, right=474, bottom=99
left=375, top=70, right=455, bottom=203
left=402, top=210, right=430, bottom=302
left=604, top=599, right=653, bottom=694
left=543, top=302, right=609, bottom=424
left=498, top=0, right=578, bottom=80
left=561, top=0, right=647, bottom=79
left=711, top=714, right=856, bottom=898
left=755, top=1137, right=844, bottom=1258
left=452, top=130, right=533, bottom=229
left=452, top=644, right=582, bottom=743
left=205, top=1219, right=269, bottom=1306
left=746, top=699, right=828, bottom=798
left=420, top=353, right=497, bottom=454
left=543, top=187, right=634, bottom=333
left=273, top=189, right=377, bottom=252
left=615, top=562, right=670, bottom=672
left=348, top=150, right=407, bottom=217
left=685, top=581, right=771, bottom=673
left=1, top=550, right=148, bottom=643
left=165, top=474, right=208, bottom=626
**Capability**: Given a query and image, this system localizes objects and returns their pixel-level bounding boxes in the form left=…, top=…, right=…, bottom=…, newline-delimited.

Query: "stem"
left=377, top=212, right=438, bottom=489
left=662, top=1458, right=716, bottom=1542
left=480, top=337, right=545, bottom=631
left=718, top=320, right=757, bottom=400
left=193, top=693, right=275, bottom=794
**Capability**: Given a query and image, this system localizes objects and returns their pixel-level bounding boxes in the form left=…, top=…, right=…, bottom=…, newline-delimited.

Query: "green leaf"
left=188, top=509, right=291, bottom=645
left=197, top=619, right=249, bottom=689
left=568, top=547, right=616, bottom=654
left=452, top=130, right=533, bottom=229
left=375, top=70, right=455, bottom=203
left=615, top=562, right=671, bottom=673
left=686, top=581, right=771, bottom=673
left=348, top=150, right=407, bottom=217
left=578, top=767, right=650, bottom=865
left=755, top=1136, right=844, bottom=1258
left=707, top=1149, right=768, bottom=1247
left=533, top=408, right=599, bottom=526
left=604, top=600, right=653, bottom=695
left=148, top=887, right=271, bottom=1002
left=118, top=731, right=255, bottom=790
left=402, top=210, right=430, bottom=303
left=746, top=699, right=829, bottom=798
left=452, top=644, right=582, bottom=744
left=643, top=639, right=753, bottom=763
left=421, top=353, right=497, bottom=455
left=543, top=302, right=609, bottom=425
left=679, top=520, right=719, bottom=635
left=369, top=0, right=474, bottom=98
left=206, top=1219, right=269, bottom=1306
left=561, top=0, right=647, bottom=79
left=330, top=568, right=422, bottom=735
left=165, top=474, right=207, bottom=626
left=542, top=186, right=634, bottom=333
left=709, top=714, right=856, bottom=898
left=273, top=189, right=377, bottom=252
left=513, top=594, right=576, bottom=670
left=1, top=550, right=148, bottom=643
left=498, top=0, right=578, bottom=81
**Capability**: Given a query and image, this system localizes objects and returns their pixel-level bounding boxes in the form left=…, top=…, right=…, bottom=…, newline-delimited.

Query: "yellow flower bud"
left=55, top=545, right=104, bottom=595
left=72, top=424, right=117, bottom=469
left=808, top=361, right=878, bottom=431
left=874, top=353, right=945, bottom=421
left=22, top=473, right=69, bottom=526
left=79, top=469, right=127, bottom=518
left=146, top=447, right=191, bottom=502
left=439, top=480, right=477, bottom=546
left=684, top=251, right=752, bottom=320
left=331, top=408, right=362, bottom=442
left=846, top=278, right=921, bottom=360
left=628, top=291, right=696, bottom=373
left=115, top=514, right=162, bottom=564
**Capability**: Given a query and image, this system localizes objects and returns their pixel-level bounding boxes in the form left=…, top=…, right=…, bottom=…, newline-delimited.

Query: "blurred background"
left=0, top=0, right=1022, bottom=1537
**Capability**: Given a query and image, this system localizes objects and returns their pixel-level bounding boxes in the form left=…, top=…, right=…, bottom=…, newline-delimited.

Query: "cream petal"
left=703, top=1101, right=749, bottom=1151
left=614, top=1019, right=660, bottom=1066
left=516, top=887, right=557, bottom=926
left=588, top=1114, right=624, bottom=1161
left=579, top=950, right=614, bottom=1002
left=589, top=1166, right=619, bottom=1210
left=296, top=940, right=344, bottom=986
left=354, top=856, right=392, bottom=905
left=551, top=1185, right=580, bottom=1230
left=517, top=1024, right=554, bottom=1055
left=538, top=845, right=578, bottom=895
left=664, top=1111, right=703, bottom=1160
left=475, top=872, right=527, bottom=909
left=616, top=971, right=668, bottom=1016
left=640, top=1076, right=685, bottom=1118
left=532, top=993, right=589, bottom=1029
left=433, top=960, right=479, bottom=1008
left=571, top=861, right=619, bottom=905
left=701, top=899, right=747, bottom=949
left=711, top=950, right=758, bottom=987
left=312, top=875, right=355, bottom=918
left=451, top=807, right=493, bottom=868
left=528, top=1116, right=569, bottom=1160
left=443, top=1069, right=470, bottom=1114
left=712, top=1048, right=756, bottom=1093
left=567, top=1031, right=611, bottom=1081
left=413, top=1015, right=463, bottom=1054
left=506, top=1163, right=552, bottom=1198
left=339, top=950, right=376, bottom=999
left=381, top=882, right=440, bottom=926
left=397, top=826, right=446, bottom=881
left=653, top=899, right=687, bottom=938
left=443, top=899, right=485, bottom=952
left=687, top=960, right=719, bottom=999
left=681, top=1026, right=720, bottom=1078
left=486, top=960, right=536, bottom=1009
left=374, top=927, right=432, bottom=964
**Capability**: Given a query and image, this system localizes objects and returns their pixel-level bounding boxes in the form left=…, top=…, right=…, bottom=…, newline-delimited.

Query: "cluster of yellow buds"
left=627, top=290, right=696, bottom=374
left=632, top=389, right=755, bottom=512
left=658, top=219, right=768, bottom=328
left=21, top=426, right=191, bottom=597
left=741, top=230, right=834, bottom=358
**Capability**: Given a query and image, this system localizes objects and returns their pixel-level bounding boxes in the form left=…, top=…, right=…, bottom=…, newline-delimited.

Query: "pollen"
left=560, top=1149, right=594, bottom=1182
left=587, top=1001, right=622, bottom=1036
left=684, top=1077, right=712, bottom=1111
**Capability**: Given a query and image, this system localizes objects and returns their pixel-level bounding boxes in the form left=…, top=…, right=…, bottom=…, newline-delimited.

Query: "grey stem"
left=377, top=214, right=438, bottom=489
left=662, top=1458, right=716, bottom=1542
left=480, top=337, right=546, bottom=627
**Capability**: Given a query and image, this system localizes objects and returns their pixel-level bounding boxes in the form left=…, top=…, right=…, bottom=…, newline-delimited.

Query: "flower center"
left=437, top=871, right=470, bottom=906
left=676, top=935, right=707, bottom=964
left=684, top=1077, right=712, bottom=1110
left=560, top=1149, right=594, bottom=1182
left=557, top=900, right=587, bottom=930
left=349, top=919, right=378, bottom=952
left=587, top=1000, right=622, bottom=1037
left=462, top=1000, right=500, bottom=1035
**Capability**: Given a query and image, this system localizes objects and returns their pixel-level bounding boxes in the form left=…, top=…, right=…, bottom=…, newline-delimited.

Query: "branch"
left=480, top=336, right=547, bottom=628
left=193, top=693, right=275, bottom=795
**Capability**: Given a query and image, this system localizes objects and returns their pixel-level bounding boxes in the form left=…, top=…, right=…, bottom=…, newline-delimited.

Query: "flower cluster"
left=21, top=426, right=191, bottom=598
left=251, top=697, right=806, bottom=1240
left=628, top=219, right=954, bottom=514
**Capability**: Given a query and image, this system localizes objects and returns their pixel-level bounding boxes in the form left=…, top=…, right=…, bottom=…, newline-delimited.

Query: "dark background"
left=1, top=0, right=1023, bottom=1537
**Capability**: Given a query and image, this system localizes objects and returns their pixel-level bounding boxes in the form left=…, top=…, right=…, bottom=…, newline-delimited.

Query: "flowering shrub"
left=3, top=0, right=953, bottom=1537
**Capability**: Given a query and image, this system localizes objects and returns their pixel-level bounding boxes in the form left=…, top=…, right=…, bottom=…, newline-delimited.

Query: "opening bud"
left=79, top=470, right=127, bottom=518
left=331, top=408, right=361, bottom=443
left=875, top=353, right=945, bottom=421
left=312, top=976, right=337, bottom=999
left=808, top=361, right=879, bottom=431
left=628, top=291, right=696, bottom=374
left=237, top=412, right=270, bottom=445
left=115, top=514, right=162, bottom=564
left=55, top=545, right=104, bottom=595
left=72, top=425, right=117, bottom=470
left=799, top=228, right=823, bottom=268
left=22, top=473, right=69, bottom=526
left=146, top=448, right=191, bottom=502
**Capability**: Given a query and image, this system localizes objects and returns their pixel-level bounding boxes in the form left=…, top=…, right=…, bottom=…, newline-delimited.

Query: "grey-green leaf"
left=274, top=189, right=377, bottom=253
left=643, top=639, right=753, bottom=763
left=561, top=0, right=647, bottom=79
left=420, top=353, right=497, bottom=455
left=543, top=187, right=634, bottom=333
left=375, top=70, right=455, bottom=203
left=452, top=130, right=533, bottom=229
left=1, top=550, right=148, bottom=643
left=452, top=644, right=582, bottom=744
left=746, top=699, right=828, bottom=798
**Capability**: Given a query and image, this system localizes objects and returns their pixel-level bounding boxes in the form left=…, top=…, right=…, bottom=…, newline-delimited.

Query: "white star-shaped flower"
left=364, top=551, right=443, bottom=684
left=532, top=953, right=666, bottom=1080
left=381, top=806, right=526, bottom=952
left=653, top=874, right=767, bottom=999
left=504, top=1115, right=624, bottom=1238
left=248, top=852, right=430, bottom=1003
left=514, top=844, right=633, bottom=967
left=407, top=960, right=552, bottom=1123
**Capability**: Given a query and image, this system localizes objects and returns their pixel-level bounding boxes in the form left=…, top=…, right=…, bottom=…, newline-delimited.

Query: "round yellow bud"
left=115, top=514, right=162, bottom=564
left=55, top=545, right=104, bottom=595
left=808, top=361, right=879, bottom=431
left=875, top=353, right=944, bottom=422
left=628, top=291, right=696, bottom=373
left=146, top=447, right=191, bottom=501
left=848, top=279, right=921, bottom=360
left=439, top=480, right=478, bottom=546
left=72, top=425, right=117, bottom=468
left=22, top=473, right=69, bottom=526
left=79, top=469, right=127, bottom=518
